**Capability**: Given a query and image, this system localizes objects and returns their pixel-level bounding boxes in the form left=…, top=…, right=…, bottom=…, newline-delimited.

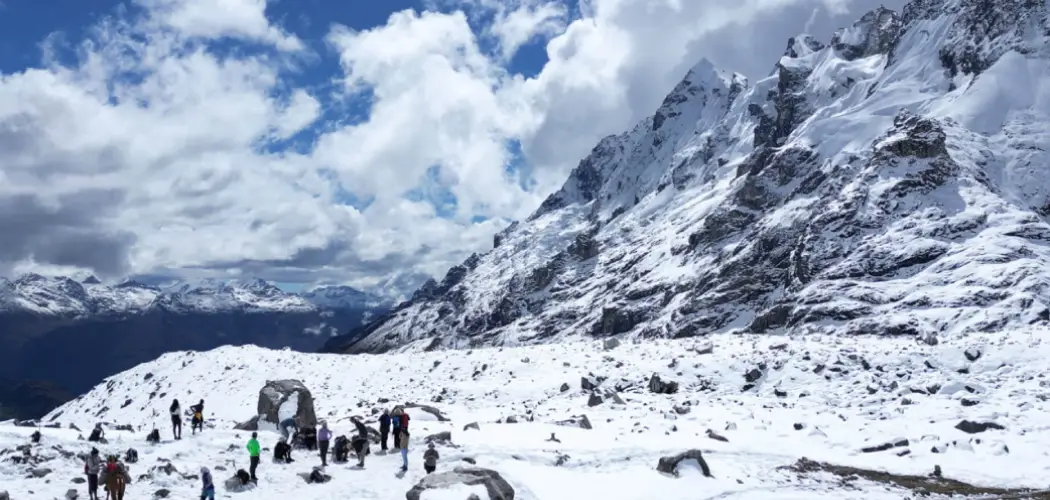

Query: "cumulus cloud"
left=0, top=0, right=908, bottom=294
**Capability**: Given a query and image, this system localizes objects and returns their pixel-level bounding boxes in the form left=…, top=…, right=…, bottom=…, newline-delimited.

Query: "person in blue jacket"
left=199, top=466, right=215, bottom=500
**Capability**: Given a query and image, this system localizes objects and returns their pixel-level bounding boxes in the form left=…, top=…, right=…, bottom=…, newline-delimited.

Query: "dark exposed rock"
left=406, top=467, right=515, bottom=500
left=238, top=380, right=318, bottom=430
left=656, top=450, right=713, bottom=478
left=648, top=374, right=679, bottom=394
left=955, top=420, right=1004, bottom=434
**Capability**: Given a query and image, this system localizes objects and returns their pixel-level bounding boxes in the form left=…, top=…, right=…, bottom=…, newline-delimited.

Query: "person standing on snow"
left=169, top=399, right=182, bottom=440
left=350, top=417, right=370, bottom=467
left=378, top=409, right=391, bottom=452
left=84, top=447, right=102, bottom=500
left=397, top=426, right=409, bottom=472
left=423, top=442, right=439, bottom=474
left=199, top=466, right=215, bottom=500
left=317, top=421, right=332, bottom=466
left=246, top=432, right=261, bottom=483
left=390, top=408, right=402, bottom=448
left=190, top=399, right=205, bottom=434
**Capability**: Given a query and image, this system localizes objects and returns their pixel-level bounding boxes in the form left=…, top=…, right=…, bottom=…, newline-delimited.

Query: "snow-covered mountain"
left=16, top=327, right=1050, bottom=498
left=335, top=0, right=1050, bottom=355
left=0, top=274, right=394, bottom=413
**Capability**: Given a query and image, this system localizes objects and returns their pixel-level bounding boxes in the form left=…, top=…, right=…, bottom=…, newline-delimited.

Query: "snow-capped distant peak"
left=0, top=274, right=388, bottom=317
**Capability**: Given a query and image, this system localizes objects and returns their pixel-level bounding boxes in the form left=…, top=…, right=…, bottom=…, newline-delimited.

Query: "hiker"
left=279, top=416, right=298, bottom=441
left=146, top=428, right=160, bottom=444
left=31, top=429, right=41, bottom=444
left=246, top=432, right=261, bottom=482
left=299, top=425, right=318, bottom=450
left=200, top=466, right=215, bottom=500
left=88, top=423, right=104, bottom=442
left=169, top=399, right=182, bottom=439
left=190, top=399, right=205, bottom=434
left=379, top=409, right=391, bottom=451
left=100, top=454, right=130, bottom=500
left=317, top=421, right=332, bottom=466
left=350, top=417, right=370, bottom=467
left=423, top=442, right=439, bottom=474
left=390, top=408, right=402, bottom=448
left=273, top=437, right=293, bottom=463
left=84, top=447, right=102, bottom=500
left=397, top=426, right=409, bottom=472
left=332, top=435, right=350, bottom=463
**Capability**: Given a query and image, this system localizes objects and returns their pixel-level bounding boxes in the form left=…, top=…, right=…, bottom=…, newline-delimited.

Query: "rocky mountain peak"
left=831, top=6, right=903, bottom=60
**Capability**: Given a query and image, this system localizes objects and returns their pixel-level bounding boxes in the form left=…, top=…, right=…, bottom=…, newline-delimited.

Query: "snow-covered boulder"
left=405, top=467, right=515, bottom=500
left=235, top=380, right=317, bottom=431
left=656, top=450, right=713, bottom=478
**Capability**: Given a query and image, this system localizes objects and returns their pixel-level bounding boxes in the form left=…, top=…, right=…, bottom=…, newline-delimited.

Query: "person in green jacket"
left=246, top=432, right=261, bottom=482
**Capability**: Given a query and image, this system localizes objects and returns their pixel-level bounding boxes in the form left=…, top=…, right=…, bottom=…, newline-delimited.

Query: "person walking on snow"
left=84, top=447, right=102, bottom=500
left=199, top=466, right=215, bottom=500
left=423, top=442, right=439, bottom=474
left=246, top=432, right=261, bottom=483
left=317, top=421, right=332, bottom=466
left=169, top=399, right=182, bottom=440
left=190, top=399, right=205, bottom=434
left=378, top=409, right=391, bottom=452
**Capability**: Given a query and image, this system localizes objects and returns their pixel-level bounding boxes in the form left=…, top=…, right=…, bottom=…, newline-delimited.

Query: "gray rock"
left=559, top=383, right=570, bottom=392
left=71, top=477, right=86, bottom=484
left=587, top=393, right=603, bottom=407
left=31, top=467, right=52, bottom=477
left=154, top=488, right=170, bottom=498
left=249, top=380, right=318, bottom=430
left=648, top=374, right=679, bottom=394
left=657, top=450, right=712, bottom=478
left=464, top=422, right=480, bottom=431
left=66, top=489, right=78, bottom=499
left=602, top=338, right=621, bottom=350
left=404, top=403, right=450, bottom=422
left=405, top=467, right=515, bottom=500
left=555, top=415, right=592, bottom=430
left=426, top=431, right=452, bottom=445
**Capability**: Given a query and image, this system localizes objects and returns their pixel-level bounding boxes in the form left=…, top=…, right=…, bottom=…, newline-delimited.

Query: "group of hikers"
left=169, top=398, right=206, bottom=439
left=243, top=406, right=441, bottom=484
left=76, top=400, right=443, bottom=499
left=82, top=447, right=132, bottom=500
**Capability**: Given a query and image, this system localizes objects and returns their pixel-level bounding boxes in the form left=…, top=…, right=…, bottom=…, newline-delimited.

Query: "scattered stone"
left=603, top=338, right=621, bottom=350
left=955, top=420, right=1004, bottom=434
left=154, top=489, right=170, bottom=498
left=425, top=431, right=452, bottom=445
left=861, top=438, right=909, bottom=453
left=30, top=467, right=52, bottom=477
left=406, top=467, right=515, bottom=500
left=559, top=383, right=570, bottom=393
left=745, top=369, right=763, bottom=384
left=65, top=489, right=78, bottom=500
left=581, top=376, right=599, bottom=391
left=505, top=416, right=519, bottom=424
left=785, top=458, right=1044, bottom=497
left=587, top=393, right=604, bottom=407
left=71, top=477, right=86, bottom=484
left=405, top=403, right=451, bottom=422
left=693, top=342, right=714, bottom=355
left=774, top=388, right=788, bottom=398
left=464, top=422, right=480, bottom=431
left=964, top=348, right=982, bottom=362
left=656, top=450, right=712, bottom=478
left=705, top=429, right=728, bottom=442
left=555, top=415, right=592, bottom=430
left=648, top=374, right=679, bottom=394
left=673, top=405, right=690, bottom=415
left=793, top=423, right=805, bottom=431
left=961, top=398, right=980, bottom=407
left=725, top=422, right=737, bottom=431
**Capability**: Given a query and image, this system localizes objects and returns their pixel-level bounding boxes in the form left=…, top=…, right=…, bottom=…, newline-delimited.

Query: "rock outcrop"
left=405, top=467, right=515, bottom=500
left=235, top=380, right=317, bottom=431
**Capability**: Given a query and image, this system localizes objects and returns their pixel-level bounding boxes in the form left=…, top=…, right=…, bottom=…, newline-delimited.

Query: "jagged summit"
left=333, top=0, right=1050, bottom=355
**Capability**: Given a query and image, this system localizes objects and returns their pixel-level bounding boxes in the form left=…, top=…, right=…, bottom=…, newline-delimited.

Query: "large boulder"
left=404, top=403, right=450, bottom=422
left=657, top=450, right=712, bottom=478
left=406, top=467, right=514, bottom=500
left=236, top=380, right=317, bottom=431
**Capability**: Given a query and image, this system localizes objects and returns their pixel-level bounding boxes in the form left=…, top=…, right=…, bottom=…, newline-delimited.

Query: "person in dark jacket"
left=274, top=437, right=293, bottom=463
left=423, top=442, right=439, bottom=474
left=190, top=399, right=204, bottom=434
left=169, top=399, right=182, bottom=440
left=88, top=423, right=104, bottom=442
left=200, top=466, right=215, bottom=500
left=332, top=435, right=350, bottom=463
left=378, top=409, right=391, bottom=451
left=350, top=417, right=370, bottom=467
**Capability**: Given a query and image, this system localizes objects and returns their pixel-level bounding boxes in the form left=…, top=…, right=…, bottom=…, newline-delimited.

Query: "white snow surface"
left=0, top=274, right=390, bottom=316
left=8, top=327, right=1050, bottom=499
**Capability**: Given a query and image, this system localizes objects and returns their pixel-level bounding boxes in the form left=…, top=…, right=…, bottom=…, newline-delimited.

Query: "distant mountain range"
left=0, top=273, right=396, bottom=419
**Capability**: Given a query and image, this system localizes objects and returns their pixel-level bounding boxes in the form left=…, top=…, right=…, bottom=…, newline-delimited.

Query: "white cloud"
left=133, top=0, right=304, bottom=51
left=0, top=0, right=910, bottom=293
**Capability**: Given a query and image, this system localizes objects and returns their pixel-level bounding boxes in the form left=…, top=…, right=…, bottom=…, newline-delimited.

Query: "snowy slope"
left=340, top=0, right=1050, bottom=354
left=12, top=327, right=1050, bottom=499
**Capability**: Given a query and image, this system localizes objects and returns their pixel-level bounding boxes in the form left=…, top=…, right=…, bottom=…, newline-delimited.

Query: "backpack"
left=146, top=429, right=160, bottom=443
left=401, top=414, right=410, bottom=429
left=235, top=469, right=250, bottom=484
left=194, top=411, right=202, bottom=421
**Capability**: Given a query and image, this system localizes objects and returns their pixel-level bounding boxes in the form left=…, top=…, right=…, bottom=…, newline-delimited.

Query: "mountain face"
left=334, top=0, right=1050, bottom=355
left=0, top=274, right=393, bottom=415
